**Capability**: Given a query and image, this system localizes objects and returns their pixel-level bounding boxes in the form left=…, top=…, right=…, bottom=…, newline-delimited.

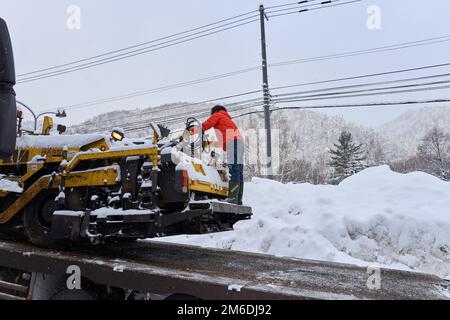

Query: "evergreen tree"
left=329, top=131, right=366, bottom=182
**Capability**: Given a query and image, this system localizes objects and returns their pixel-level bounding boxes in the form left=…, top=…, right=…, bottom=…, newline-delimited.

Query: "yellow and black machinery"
left=0, top=118, right=252, bottom=247
left=0, top=17, right=250, bottom=247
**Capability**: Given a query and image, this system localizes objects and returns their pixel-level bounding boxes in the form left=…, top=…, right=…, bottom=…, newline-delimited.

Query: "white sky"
left=2, top=0, right=450, bottom=128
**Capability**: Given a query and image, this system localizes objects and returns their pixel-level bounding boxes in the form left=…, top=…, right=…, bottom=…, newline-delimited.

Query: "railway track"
left=0, top=239, right=448, bottom=300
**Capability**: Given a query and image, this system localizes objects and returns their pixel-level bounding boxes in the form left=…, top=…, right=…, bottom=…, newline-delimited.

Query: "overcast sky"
left=2, top=0, right=450, bottom=128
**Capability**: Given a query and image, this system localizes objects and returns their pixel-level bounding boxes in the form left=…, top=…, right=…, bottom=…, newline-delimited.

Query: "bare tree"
left=275, top=159, right=328, bottom=184
left=417, top=126, right=450, bottom=180
left=390, top=156, right=427, bottom=174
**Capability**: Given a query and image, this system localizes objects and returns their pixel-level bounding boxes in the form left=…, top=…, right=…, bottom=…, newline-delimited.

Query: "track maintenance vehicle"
left=0, top=18, right=251, bottom=247
left=0, top=117, right=252, bottom=247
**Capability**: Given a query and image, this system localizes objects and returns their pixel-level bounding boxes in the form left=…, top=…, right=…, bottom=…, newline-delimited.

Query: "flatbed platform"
left=0, top=240, right=448, bottom=300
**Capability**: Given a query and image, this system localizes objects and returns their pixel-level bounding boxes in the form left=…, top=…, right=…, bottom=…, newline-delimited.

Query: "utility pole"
left=259, top=5, right=273, bottom=178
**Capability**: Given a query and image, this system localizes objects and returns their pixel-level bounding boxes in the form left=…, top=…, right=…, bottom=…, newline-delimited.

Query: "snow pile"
left=0, top=175, right=23, bottom=193
left=158, top=166, right=450, bottom=279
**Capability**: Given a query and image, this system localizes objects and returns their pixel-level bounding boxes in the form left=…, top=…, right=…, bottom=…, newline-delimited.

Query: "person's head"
left=211, top=105, right=227, bottom=115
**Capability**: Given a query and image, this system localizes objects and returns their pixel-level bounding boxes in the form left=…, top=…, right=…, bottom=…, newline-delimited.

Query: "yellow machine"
left=0, top=118, right=251, bottom=246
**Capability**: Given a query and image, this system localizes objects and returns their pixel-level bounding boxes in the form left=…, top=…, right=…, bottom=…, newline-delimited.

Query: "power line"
left=265, top=0, right=332, bottom=14
left=271, top=62, right=450, bottom=91
left=265, top=0, right=321, bottom=10
left=267, top=0, right=362, bottom=18
left=24, top=26, right=450, bottom=113
left=272, top=83, right=450, bottom=103
left=113, top=98, right=263, bottom=132
left=272, top=72, right=450, bottom=98
left=17, top=0, right=363, bottom=84
left=43, top=56, right=450, bottom=113
left=232, top=99, right=450, bottom=118
left=18, top=1, right=345, bottom=80
left=269, top=36, right=450, bottom=69
left=17, top=17, right=260, bottom=83
left=111, top=98, right=263, bottom=131
left=65, top=63, right=450, bottom=129
left=110, top=80, right=450, bottom=131
left=42, top=45, right=450, bottom=112
left=123, top=107, right=255, bottom=132
left=17, top=9, right=258, bottom=77
left=62, top=67, right=261, bottom=111
left=122, top=101, right=264, bottom=133
left=70, top=79, right=450, bottom=134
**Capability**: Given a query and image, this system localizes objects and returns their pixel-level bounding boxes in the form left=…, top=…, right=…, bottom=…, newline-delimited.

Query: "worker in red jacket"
left=201, top=105, right=244, bottom=205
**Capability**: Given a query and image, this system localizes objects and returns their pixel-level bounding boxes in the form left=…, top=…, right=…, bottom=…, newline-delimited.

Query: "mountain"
left=379, top=105, right=450, bottom=160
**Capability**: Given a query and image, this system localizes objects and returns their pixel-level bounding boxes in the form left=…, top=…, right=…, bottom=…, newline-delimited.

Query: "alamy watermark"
left=66, top=265, right=81, bottom=290
left=66, top=5, right=81, bottom=30
left=366, top=5, right=381, bottom=30
left=366, top=266, right=381, bottom=290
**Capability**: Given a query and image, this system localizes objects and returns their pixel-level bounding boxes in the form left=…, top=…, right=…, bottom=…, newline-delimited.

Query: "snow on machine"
left=0, top=117, right=252, bottom=246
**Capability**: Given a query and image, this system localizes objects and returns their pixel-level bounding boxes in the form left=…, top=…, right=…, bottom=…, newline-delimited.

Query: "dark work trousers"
left=227, top=139, right=244, bottom=181
left=226, top=139, right=244, bottom=204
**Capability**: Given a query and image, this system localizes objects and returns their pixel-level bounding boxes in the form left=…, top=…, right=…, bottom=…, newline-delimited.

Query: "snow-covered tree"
left=329, top=131, right=366, bottom=183
left=417, top=126, right=450, bottom=180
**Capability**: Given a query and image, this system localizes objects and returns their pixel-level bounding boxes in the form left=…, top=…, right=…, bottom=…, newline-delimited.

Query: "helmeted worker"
left=201, top=105, right=244, bottom=205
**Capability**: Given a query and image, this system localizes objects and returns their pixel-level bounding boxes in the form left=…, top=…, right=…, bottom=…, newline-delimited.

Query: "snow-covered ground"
left=156, top=166, right=450, bottom=280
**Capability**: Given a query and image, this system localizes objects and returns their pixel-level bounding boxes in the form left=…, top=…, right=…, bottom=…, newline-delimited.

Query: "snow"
left=228, top=284, right=245, bottom=292
left=113, top=265, right=125, bottom=273
left=66, top=166, right=121, bottom=183
left=108, top=140, right=155, bottom=151
left=90, top=207, right=155, bottom=218
left=440, top=286, right=450, bottom=299
left=141, top=180, right=152, bottom=188
left=16, top=134, right=106, bottom=149
left=55, top=191, right=65, bottom=201
left=158, top=166, right=450, bottom=280
left=108, top=196, right=120, bottom=204
left=0, top=175, right=23, bottom=193
left=54, top=207, right=156, bottom=218
left=171, top=149, right=228, bottom=188
left=29, top=155, right=46, bottom=164
left=54, top=211, right=84, bottom=217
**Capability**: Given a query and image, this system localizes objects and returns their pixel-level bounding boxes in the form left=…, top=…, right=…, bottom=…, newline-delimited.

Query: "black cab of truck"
left=0, top=18, right=16, bottom=158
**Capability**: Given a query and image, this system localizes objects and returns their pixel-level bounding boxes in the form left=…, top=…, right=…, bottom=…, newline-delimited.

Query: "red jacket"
left=202, top=110, right=243, bottom=151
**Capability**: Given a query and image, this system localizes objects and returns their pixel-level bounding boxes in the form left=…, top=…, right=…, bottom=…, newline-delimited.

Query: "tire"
left=51, top=289, right=98, bottom=300
left=23, top=191, right=63, bottom=248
